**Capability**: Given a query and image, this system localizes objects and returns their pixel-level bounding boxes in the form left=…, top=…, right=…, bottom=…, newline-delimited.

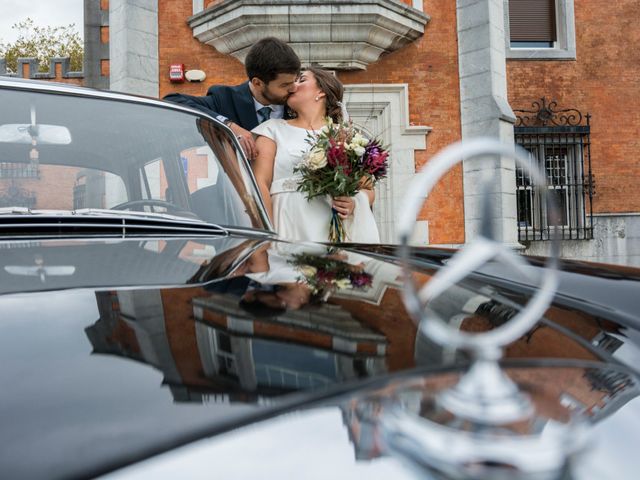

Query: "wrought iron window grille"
left=0, top=183, right=37, bottom=209
left=513, top=98, right=594, bottom=242
left=0, top=162, right=40, bottom=179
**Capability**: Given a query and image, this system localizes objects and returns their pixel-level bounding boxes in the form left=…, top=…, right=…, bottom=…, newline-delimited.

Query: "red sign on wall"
left=169, top=64, right=185, bottom=83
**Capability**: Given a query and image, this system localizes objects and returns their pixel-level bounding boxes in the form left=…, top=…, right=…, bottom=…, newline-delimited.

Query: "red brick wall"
left=100, top=26, right=109, bottom=44
left=158, top=0, right=465, bottom=245
left=162, top=287, right=212, bottom=388
left=12, top=62, right=84, bottom=86
left=0, top=165, right=79, bottom=211
left=332, top=288, right=418, bottom=372
left=100, top=0, right=110, bottom=80
left=158, top=0, right=246, bottom=97
left=507, top=0, right=640, bottom=214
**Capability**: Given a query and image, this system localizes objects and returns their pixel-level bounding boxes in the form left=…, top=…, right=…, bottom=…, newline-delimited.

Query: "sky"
left=0, top=0, right=84, bottom=44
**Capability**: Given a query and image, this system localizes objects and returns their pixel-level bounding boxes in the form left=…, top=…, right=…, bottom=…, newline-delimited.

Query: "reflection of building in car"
left=87, top=287, right=389, bottom=403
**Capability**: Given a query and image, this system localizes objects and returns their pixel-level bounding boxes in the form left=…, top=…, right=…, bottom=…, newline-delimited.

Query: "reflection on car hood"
left=1, top=236, right=640, bottom=478
left=106, top=362, right=640, bottom=480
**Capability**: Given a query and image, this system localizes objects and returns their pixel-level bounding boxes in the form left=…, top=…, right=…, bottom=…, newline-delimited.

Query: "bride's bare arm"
left=358, top=177, right=375, bottom=206
left=361, top=188, right=375, bottom=205
left=253, top=135, right=276, bottom=222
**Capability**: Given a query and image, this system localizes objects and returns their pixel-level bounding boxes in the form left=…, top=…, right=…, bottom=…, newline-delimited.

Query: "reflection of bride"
left=252, top=67, right=380, bottom=243
left=241, top=244, right=318, bottom=312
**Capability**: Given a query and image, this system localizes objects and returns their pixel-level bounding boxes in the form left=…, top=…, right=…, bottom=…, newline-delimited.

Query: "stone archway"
left=344, top=84, right=430, bottom=244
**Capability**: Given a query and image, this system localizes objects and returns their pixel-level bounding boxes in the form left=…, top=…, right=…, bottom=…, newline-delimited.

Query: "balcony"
left=188, top=0, right=429, bottom=70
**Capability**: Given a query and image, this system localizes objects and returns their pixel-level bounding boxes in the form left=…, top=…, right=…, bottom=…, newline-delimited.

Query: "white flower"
left=352, top=133, right=369, bottom=147
left=335, top=279, right=351, bottom=289
left=305, top=147, right=328, bottom=170
left=298, top=265, right=317, bottom=277
left=353, top=145, right=366, bottom=157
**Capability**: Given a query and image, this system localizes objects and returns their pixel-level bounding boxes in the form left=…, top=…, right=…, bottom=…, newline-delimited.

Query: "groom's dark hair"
left=245, top=37, right=301, bottom=83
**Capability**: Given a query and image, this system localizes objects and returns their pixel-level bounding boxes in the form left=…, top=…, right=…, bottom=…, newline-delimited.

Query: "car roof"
left=0, top=76, right=217, bottom=122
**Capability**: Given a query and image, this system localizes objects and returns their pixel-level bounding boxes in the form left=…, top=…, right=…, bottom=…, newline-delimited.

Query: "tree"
left=0, top=18, right=83, bottom=73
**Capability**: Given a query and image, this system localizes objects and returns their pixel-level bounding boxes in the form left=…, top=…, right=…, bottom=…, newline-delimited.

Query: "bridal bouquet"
left=289, top=252, right=373, bottom=300
left=294, top=120, right=389, bottom=242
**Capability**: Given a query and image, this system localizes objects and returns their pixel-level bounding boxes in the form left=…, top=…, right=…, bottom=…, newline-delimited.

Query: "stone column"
left=193, top=0, right=204, bottom=15
left=456, top=0, right=518, bottom=245
left=109, top=0, right=159, bottom=96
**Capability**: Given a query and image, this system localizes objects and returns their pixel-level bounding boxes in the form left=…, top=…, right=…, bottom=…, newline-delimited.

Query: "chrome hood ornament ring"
left=398, top=138, right=561, bottom=423
left=398, top=138, right=559, bottom=362
left=381, top=138, right=591, bottom=478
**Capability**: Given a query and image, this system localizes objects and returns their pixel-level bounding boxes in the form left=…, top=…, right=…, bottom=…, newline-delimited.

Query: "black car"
left=1, top=77, right=640, bottom=479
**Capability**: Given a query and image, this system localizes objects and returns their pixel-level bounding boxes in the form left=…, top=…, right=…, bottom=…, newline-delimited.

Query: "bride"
left=252, top=67, right=380, bottom=243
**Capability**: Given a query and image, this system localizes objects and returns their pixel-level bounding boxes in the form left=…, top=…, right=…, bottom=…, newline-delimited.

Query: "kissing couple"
left=165, top=37, right=379, bottom=244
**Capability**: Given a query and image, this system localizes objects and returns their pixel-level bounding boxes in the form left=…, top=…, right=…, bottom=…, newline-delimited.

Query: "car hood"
left=1, top=236, right=640, bottom=478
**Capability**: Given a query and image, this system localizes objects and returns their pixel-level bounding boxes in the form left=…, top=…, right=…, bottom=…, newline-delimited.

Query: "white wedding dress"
left=252, top=119, right=380, bottom=243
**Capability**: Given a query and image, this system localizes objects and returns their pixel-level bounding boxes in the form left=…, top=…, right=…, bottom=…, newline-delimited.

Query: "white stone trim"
left=523, top=214, right=640, bottom=267
left=504, top=0, right=576, bottom=60
left=193, top=0, right=204, bottom=15
left=343, top=84, right=430, bottom=244
left=116, top=290, right=183, bottom=383
left=592, top=212, right=640, bottom=217
left=188, top=0, right=428, bottom=71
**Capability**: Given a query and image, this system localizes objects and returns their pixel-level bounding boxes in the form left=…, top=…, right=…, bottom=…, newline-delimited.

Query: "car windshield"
left=0, top=87, right=269, bottom=230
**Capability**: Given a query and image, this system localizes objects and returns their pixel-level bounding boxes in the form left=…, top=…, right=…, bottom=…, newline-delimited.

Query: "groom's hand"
left=332, top=196, right=355, bottom=219
left=229, top=122, right=257, bottom=160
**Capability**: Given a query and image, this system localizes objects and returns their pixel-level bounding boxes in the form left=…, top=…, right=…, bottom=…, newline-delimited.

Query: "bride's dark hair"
left=306, top=67, right=345, bottom=123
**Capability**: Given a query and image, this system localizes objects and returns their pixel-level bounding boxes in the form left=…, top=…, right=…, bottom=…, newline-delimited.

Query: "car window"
left=0, top=87, right=269, bottom=230
left=0, top=162, right=127, bottom=210
left=140, top=157, right=168, bottom=201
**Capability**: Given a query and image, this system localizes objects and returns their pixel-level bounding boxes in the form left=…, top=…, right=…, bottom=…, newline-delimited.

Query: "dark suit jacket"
left=165, top=82, right=284, bottom=131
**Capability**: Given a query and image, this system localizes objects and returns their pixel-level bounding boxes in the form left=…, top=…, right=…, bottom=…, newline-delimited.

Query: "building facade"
left=2, top=0, right=639, bottom=265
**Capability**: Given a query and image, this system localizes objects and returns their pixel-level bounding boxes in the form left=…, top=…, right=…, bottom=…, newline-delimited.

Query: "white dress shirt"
left=253, top=98, right=285, bottom=121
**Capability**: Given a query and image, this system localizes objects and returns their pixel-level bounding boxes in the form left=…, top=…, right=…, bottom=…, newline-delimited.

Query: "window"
left=513, top=99, right=593, bottom=241
left=73, top=176, right=87, bottom=210
left=592, top=332, right=623, bottom=354
left=0, top=162, right=39, bottom=178
left=504, top=0, right=576, bottom=60
left=509, top=0, right=556, bottom=48
left=214, top=332, right=239, bottom=380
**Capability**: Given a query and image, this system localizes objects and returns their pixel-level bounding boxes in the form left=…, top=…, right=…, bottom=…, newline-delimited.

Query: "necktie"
left=258, top=106, right=272, bottom=123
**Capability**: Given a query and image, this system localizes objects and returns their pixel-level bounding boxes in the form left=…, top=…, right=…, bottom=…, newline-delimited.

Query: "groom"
left=164, top=37, right=301, bottom=160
